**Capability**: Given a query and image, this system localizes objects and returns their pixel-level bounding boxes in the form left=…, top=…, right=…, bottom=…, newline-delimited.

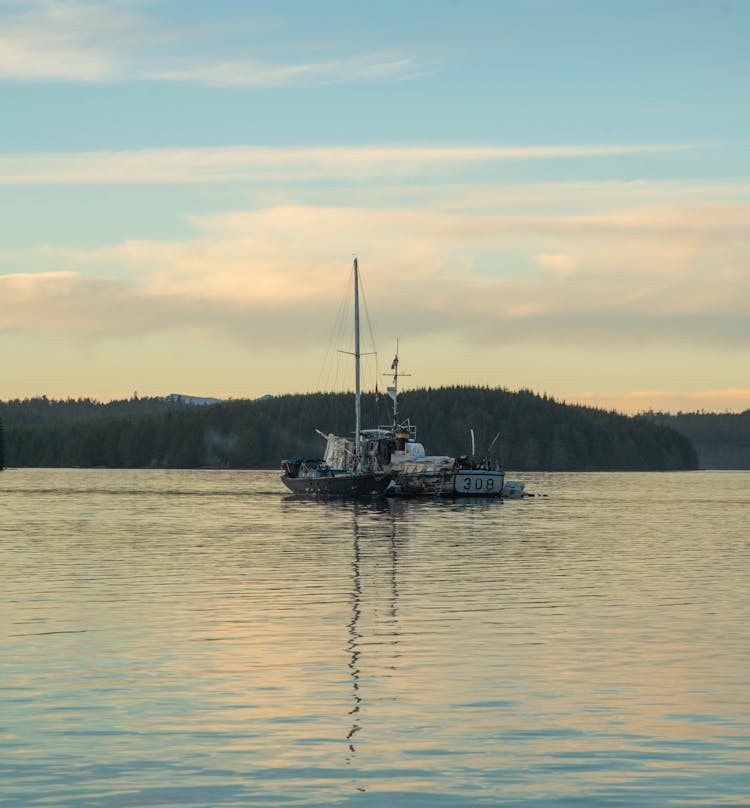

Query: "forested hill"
left=644, top=410, right=750, bottom=469
left=1, top=388, right=697, bottom=471
left=0, top=394, right=193, bottom=427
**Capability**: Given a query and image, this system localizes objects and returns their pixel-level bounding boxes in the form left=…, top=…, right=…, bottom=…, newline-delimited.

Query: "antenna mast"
left=385, top=338, right=411, bottom=428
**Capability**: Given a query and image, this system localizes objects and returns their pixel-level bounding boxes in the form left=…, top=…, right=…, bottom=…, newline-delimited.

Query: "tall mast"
left=353, top=257, right=361, bottom=472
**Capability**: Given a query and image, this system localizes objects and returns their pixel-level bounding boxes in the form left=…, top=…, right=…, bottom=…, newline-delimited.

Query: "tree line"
left=0, top=388, right=698, bottom=471
left=644, top=410, right=750, bottom=469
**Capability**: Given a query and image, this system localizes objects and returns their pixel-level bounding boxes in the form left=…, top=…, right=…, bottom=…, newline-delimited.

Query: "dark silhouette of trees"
left=0, top=389, right=699, bottom=471
left=644, top=410, right=750, bottom=469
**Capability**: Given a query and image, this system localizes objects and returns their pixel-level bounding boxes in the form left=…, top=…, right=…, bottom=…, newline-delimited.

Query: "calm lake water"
left=1, top=469, right=749, bottom=807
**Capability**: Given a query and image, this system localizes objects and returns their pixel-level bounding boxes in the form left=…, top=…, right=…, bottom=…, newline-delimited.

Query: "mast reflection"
left=346, top=504, right=363, bottom=757
left=345, top=500, right=402, bottom=776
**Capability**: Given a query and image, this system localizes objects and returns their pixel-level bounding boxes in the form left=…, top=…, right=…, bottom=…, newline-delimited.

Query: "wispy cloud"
left=0, top=143, right=710, bottom=185
left=0, top=1, right=422, bottom=86
left=151, top=53, right=419, bottom=87
left=3, top=199, right=749, bottom=349
left=0, top=1, right=135, bottom=81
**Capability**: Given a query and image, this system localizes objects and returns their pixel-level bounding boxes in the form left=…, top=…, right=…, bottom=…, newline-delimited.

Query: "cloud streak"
left=0, top=143, right=712, bottom=185
left=0, top=1, right=422, bottom=86
left=2, top=199, right=749, bottom=348
left=151, top=53, right=420, bottom=87
left=0, top=1, right=135, bottom=82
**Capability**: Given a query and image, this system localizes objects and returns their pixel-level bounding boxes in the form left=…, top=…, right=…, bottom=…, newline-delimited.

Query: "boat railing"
left=375, top=419, right=417, bottom=440
left=282, top=458, right=334, bottom=479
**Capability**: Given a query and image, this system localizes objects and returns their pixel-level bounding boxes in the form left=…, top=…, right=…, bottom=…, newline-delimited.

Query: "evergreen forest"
left=0, top=388, right=699, bottom=471
left=644, top=410, right=750, bottom=469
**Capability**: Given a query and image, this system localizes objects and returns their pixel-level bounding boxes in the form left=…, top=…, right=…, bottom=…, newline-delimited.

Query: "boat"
left=375, top=350, right=505, bottom=498
left=280, top=259, right=392, bottom=497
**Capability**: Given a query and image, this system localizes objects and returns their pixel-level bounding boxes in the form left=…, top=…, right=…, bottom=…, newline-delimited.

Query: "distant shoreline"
left=0, top=387, right=705, bottom=472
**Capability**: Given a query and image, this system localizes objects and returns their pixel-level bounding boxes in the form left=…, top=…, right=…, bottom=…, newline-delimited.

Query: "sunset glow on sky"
left=1, top=0, right=748, bottom=413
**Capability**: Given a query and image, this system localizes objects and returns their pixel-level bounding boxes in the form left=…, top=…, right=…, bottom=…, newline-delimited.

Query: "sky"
left=1, top=0, right=749, bottom=413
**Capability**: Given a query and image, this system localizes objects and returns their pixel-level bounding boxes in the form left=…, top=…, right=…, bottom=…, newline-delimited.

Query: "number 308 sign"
left=454, top=472, right=503, bottom=495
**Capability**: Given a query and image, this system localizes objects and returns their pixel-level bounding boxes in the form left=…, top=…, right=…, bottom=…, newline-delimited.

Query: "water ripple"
left=1, top=469, right=749, bottom=806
